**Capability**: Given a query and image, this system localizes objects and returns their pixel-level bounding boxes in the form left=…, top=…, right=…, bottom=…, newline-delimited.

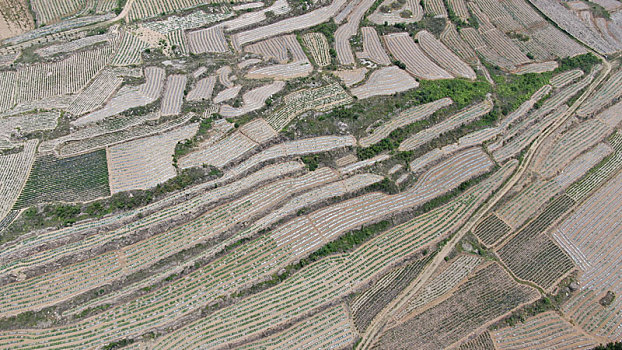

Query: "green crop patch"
left=14, top=149, right=110, bottom=208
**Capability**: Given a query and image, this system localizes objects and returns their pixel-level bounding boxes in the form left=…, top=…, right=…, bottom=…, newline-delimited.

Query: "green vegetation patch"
left=14, top=150, right=110, bottom=209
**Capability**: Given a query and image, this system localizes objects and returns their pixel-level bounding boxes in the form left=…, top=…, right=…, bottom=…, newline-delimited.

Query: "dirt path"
left=357, top=55, right=611, bottom=350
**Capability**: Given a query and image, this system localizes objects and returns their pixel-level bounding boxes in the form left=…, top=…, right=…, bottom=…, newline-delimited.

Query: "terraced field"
left=0, top=0, right=620, bottom=348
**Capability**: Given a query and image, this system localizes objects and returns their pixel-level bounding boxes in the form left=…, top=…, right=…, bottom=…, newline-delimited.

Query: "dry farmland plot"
left=245, top=34, right=307, bottom=63
left=384, top=32, right=453, bottom=80
left=0, top=111, right=59, bottom=138
left=60, top=114, right=193, bottom=157
left=66, top=69, right=124, bottom=116
left=110, top=31, right=150, bottom=66
left=395, top=255, right=483, bottom=321
left=496, top=195, right=577, bottom=291
left=554, top=169, right=622, bottom=339
left=301, top=33, right=331, bottom=67
left=529, top=0, right=617, bottom=54
left=187, top=25, right=229, bottom=54
left=440, top=22, right=478, bottom=65
left=72, top=66, right=166, bottom=126
left=14, top=149, right=109, bottom=209
left=368, top=0, right=423, bottom=25
left=0, top=0, right=34, bottom=40
left=334, top=0, right=375, bottom=65
left=107, top=123, right=198, bottom=193
left=160, top=75, right=187, bottom=116
left=127, top=0, right=237, bottom=22
left=473, top=214, right=511, bottom=247
left=535, top=119, right=612, bottom=179
left=0, top=162, right=512, bottom=349
left=265, top=82, right=353, bottom=131
left=0, top=45, right=112, bottom=112
left=376, top=263, right=538, bottom=350
left=553, top=142, right=613, bottom=188
left=576, top=68, right=622, bottom=117
left=415, top=30, right=475, bottom=80
left=220, top=81, right=285, bottom=117
left=186, top=76, right=216, bottom=101
left=0, top=140, right=37, bottom=221
left=360, top=98, right=452, bottom=147
left=596, top=100, right=622, bottom=128
left=178, top=129, right=258, bottom=169
left=332, top=67, right=368, bottom=86
left=458, top=331, right=496, bottom=350
left=495, top=179, right=562, bottom=230
left=39, top=112, right=161, bottom=154
left=357, top=27, right=391, bottom=66
left=565, top=132, right=622, bottom=201
left=491, top=311, right=598, bottom=350
left=213, top=85, right=242, bottom=103
left=35, top=33, right=110, bottom=57
left=399, top=97, right=493, bottom=152
left=232, top=0, right=346, bottom=46
left=551, top=69, right=584, bottom=88
left=447, top=0, right=469, bottom=21
left=238, top=303, right=358, bottom=350
left=424, top=0, right=448, bottom=17
left=141, top=9, right=234, bottom=34
left=222, top=0, right=290, bottom=32
left=350, top=255, right=432, bottom=332
left=351, top=66, right=419, bottom=99
left=130, top=163, right=513, bottom=350
left=460, top=27, right=516, bottom=70
left=512, top=61, right=558, bottom=75
left=29, top=0, right=84, bottom=26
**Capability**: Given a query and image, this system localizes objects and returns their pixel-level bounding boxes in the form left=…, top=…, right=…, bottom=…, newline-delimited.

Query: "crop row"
left=399, top=97, right=493, bottom=152
left=14, top=148, right=109, bottom=209
left=384, top=32, right=453, bottom=80
left=415, top=30, right=475, bottom=80
left=495, top=194, right=576, bottom=290
left=0, top=45, right=111, bottom=112
left=334, top=0, right=375, bottom=65
left=146, top=162, right=515, bottom=350
left=349, top=254, right=432, bottom=332
left=553, top=142, right=613, bottom=188
left=66, top=69, right=125, bottom=116
left=127, top=0, right=231, bottom=22
left=108, top=123, right=198, bottom=193
left=0, top=161, right=306, bottom=280
left=187, top=26, right=229, bottom=54
left=220, top=81, right=285, bottom=117
left=473, top=214, right=511, bottom=247
left=566, top=132, right=622, bottom=201
left=350, top=66, right=419, bottom=99
left=396, top=254, right=482, bottom=320
left=301, top=33, right=331, bottom=67
left=491, top=311, right=597, bottom=350
left=356, top=27, right=390, bottom=66
left=265, top=82, right=352, bottom=131
left=245, top=35, right=309, bottom=63
left=0, top=153, right=515, bottom=349
left=458, top=331, right=496, bottom=350
left=0, top=140, right=37, bottom=221
left=377, top=263, right=538, bottom=350
left=72, top=66, right=166, bottom=126
left=110, top=31, right=150, bottom=66
left=237, top=303, right=357, bottom=350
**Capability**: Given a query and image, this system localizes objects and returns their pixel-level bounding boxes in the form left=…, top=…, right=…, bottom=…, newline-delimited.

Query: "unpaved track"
left=357, top=54, right=611, bottom=350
